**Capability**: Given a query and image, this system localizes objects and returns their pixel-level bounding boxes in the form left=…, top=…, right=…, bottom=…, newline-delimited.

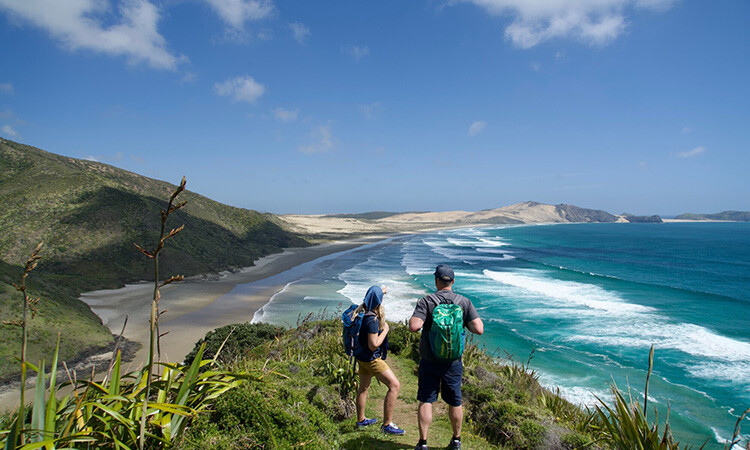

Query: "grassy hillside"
left=178, top=320, right=599, bottom=449
left=0, top=138, right=308, bottom=379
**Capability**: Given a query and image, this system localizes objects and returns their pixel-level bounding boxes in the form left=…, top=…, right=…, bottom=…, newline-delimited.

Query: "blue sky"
left=1, top=0, right=748, bottom=215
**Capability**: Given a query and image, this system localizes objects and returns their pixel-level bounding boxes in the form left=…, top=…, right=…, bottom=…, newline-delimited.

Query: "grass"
left=0, top=139, right=309, bottom=379
left=177, top=318, right=602, bottom=449
left=0, top=177, right=263, bottom=449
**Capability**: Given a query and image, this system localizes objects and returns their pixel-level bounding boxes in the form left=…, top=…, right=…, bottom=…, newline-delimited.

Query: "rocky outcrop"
left=623, top=215, right=663, bottom=223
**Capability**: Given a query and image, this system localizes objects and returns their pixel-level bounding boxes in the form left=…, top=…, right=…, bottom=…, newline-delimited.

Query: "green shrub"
left=561, top=431, right=591, bottom=449
left=184, top=322, right=282, bottom=366
left=386, top=322, right=420, bottom=360
left=206, top=385, right=337, bottom=449
left=520, top=419, right=545, bottom=449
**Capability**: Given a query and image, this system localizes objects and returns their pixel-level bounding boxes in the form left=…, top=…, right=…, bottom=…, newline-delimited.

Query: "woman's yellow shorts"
left=357, top=358, right=390, bottom=376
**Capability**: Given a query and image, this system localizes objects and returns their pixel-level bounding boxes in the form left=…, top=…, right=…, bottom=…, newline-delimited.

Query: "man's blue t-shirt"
left=356, top=314, right=382, bottom=362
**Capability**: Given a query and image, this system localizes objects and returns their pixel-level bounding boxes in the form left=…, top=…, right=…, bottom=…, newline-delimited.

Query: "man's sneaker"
left=448, top=438, right=462, bottom=450
left=356, top=417, right=377, bottom=429
left=381, top=422, right=405, bottom=435
left=414, top=443, right=428, bottom=450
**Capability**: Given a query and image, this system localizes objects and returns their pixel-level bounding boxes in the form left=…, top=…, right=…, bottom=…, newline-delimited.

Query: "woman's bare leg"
left=374, top=369, right=401, bottom=424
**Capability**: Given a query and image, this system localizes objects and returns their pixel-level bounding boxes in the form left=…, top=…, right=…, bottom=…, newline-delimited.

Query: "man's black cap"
left=434, top=264, right=455, bottom=282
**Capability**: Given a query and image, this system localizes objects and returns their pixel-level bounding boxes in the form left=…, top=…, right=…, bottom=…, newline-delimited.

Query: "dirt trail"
left=344, top=356, right=494, bottom=449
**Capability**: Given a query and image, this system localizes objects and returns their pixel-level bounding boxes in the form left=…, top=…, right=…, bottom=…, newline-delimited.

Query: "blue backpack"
left=342, top=305, right=375, bottom=358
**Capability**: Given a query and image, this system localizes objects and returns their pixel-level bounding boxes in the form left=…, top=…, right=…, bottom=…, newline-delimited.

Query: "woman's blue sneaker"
left=356, top=418, right=377, bottom=429
left=381, top=422, right=405, bottom=435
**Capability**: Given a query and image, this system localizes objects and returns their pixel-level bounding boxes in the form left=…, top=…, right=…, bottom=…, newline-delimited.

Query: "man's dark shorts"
left=417, top=358, right=463, bottom=407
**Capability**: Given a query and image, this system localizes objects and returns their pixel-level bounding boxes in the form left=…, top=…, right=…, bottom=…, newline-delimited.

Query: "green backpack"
left=428, top=294, right=466, bottom=362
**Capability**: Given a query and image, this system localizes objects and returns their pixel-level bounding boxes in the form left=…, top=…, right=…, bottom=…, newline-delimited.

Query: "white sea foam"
left=251, top=280, right=298, bottom=323
left=536, top=376, right=608, bottom=407
left=475, top=247, right=513, bottom=254
left=446, top=236, right=509, bottom=248
left=447, top=237, right=479, bottom=247
left=572, top=321, right=750, bottom=363
left=422, top=238, right=470, bottom=261
left=301, top=296, right=330, bottom=302
left=478, top=237, right=510, bottom=247
left=712, top=427, right=750, bottom=449
left=338, top=253, right=427, bottom=322
left=427, top=237, right=515, bottom=264
left=443, top=227, right=488, bottom=237
left=400, top=239, right=434, bottom=275
left=483, top=269, right=653, bottom=315
left=685, top=362, right=750, bottom=390
left=482, top=267, right=750, bottom=392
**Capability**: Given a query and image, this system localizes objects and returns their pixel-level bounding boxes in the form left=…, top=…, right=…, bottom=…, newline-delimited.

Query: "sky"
left=1, top=0, right=748, bottom=216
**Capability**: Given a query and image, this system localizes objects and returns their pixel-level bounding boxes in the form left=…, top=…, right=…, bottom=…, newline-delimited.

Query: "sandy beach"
left=78, top=236, right=395, bottom=373
left=0, top=237, right=391, bottom=411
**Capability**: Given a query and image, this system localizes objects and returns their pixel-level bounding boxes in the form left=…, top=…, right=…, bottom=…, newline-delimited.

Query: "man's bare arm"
left=466, top=317, right=484, bottom=335
left=409, top=316, right=424, bottom=333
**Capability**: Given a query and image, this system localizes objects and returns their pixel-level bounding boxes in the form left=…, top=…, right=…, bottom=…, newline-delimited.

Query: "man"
left=409, top=264, right=484, bottom=450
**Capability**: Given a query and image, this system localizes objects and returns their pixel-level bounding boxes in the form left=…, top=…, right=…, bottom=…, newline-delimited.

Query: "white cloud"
left=0, top=0, right=185, bottom=70
left=1, top=124, right=20, bottom=137
left=682, top=126, right=691, bottom=134
left=299, top=122, right=335, bottom=154
left=179, top=72, right=198, bottom=84
left=530, top=61, right=541, bottom=72
left=256, top=29, right=272, bottom=41
left=341, top=44, right=369, bottom=61
left=676, top=146, right=706, bottom=158
left=0, top=83, right=14, bottom=94
left=289, top=22, right=310, bottom=43
left=215, top=75, right=266, bottom=103
left=359, top=102, right=381, bottom=119
left=272, top=107, right=298, bottom=122
left=201, top=0, right=273, bottom=29
left=461, top=0, right=675, bottom=48
left=638, top=161, right=648, bottom=172
left=83, top=155, right=100, bottom=162
left=468, top=121, right=487, bottom=137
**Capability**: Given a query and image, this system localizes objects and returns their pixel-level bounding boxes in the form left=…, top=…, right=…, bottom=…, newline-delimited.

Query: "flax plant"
left=0, top=178, right=260, bottom=450
left=724, top=407, right=750, bottom=450
left=133, top=176, right=187, bottom=449
left=2, top=242, right=42, bottom=448
left=591, top=346, right=706, bottom=450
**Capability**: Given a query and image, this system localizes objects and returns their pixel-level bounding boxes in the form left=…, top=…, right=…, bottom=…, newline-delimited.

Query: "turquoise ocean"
left=239, top=222, right=749, bottom=448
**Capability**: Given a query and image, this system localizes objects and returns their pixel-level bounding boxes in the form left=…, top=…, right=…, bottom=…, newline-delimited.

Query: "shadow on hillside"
left=40, top=185, right=308, bottom=290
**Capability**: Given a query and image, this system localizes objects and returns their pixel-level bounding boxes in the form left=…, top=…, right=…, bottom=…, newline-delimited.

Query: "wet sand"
left=78, top=237, right=389, bottom=372
left=0, top=238, right=390, bottom=411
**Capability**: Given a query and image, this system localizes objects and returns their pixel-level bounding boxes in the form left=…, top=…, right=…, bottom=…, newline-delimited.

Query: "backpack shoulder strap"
left=434, top=291, right=455, bottom=305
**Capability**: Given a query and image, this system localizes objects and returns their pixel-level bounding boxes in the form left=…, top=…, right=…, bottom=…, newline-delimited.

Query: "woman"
left=354, top=285, right=405, bottom=435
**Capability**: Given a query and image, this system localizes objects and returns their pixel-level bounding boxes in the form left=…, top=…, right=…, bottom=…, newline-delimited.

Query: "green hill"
left=0, top=138, right=308, bottom=379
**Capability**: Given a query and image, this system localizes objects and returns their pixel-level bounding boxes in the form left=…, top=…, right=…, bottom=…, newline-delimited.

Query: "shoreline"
left=78, top=224, right=483, bottom=373
left=0, top=225, right=479, bottom=411
left=79, top=235, right=399, bottom=373
left=0, top=235, right=391, bottom=411
left=661, top=218, right=738, bottom=223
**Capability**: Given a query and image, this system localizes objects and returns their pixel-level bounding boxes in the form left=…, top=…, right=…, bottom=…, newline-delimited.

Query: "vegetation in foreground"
left=2, top=172, right=747, bottom=449
left=1, top=177, right=260, bottom=449
left=176, top=319, right=750, bottom=450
